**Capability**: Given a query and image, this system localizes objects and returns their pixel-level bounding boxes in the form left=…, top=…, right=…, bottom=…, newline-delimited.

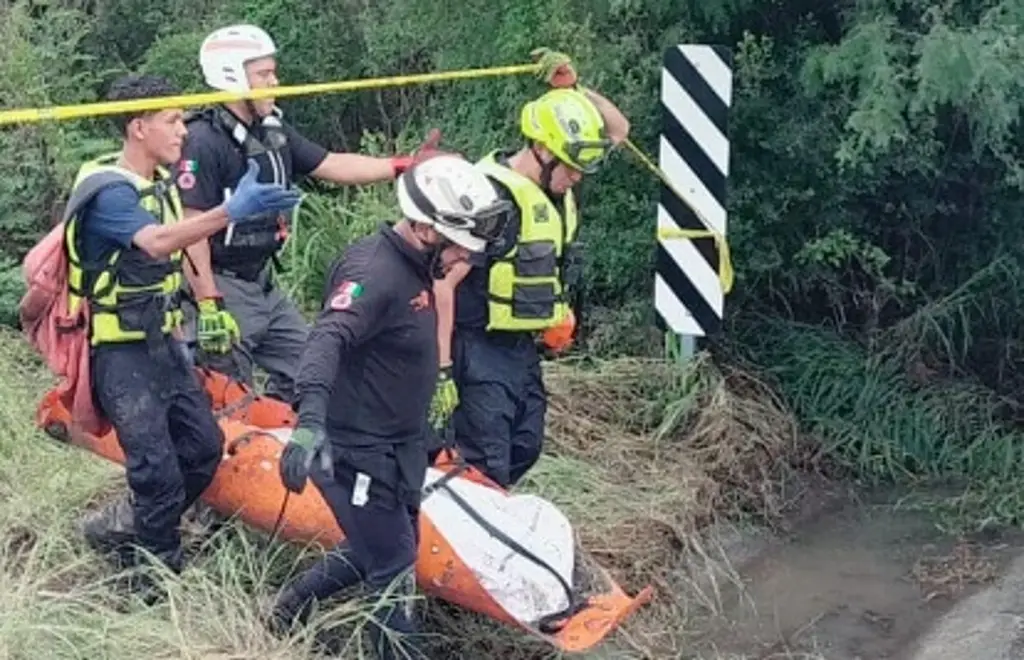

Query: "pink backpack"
left=19, top=218, right=108, bottom=437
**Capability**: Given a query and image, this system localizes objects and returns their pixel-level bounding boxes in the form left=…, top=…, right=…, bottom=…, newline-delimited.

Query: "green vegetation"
left=0, top=325, right=806, bottom=658
left=3, top=0, right=1024, bottom=656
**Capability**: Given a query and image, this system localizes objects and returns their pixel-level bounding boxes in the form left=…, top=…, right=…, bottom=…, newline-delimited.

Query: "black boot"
left=82, top=492, right=137, bottom=568
left=268, top=542, right=365, bottom=634
left=367, top=570, right=428, bottom=660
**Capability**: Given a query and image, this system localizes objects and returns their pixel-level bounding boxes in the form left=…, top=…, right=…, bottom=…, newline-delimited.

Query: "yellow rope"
left=622, top=137, right=734, bottom=294
left=0, top=58, right=734, bottom=295
left=0, top=62, right=542, bottom=126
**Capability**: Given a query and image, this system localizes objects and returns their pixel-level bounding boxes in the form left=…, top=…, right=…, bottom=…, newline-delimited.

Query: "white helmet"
left=199, top=24, right=277, bottom=92
left=396, top=155, right=513, bottom=252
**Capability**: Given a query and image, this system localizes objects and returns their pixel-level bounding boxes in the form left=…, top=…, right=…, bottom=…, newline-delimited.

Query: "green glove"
left=428, top=365, right=460, bottom=431
left=197, top=297, right=241, bottom=355
left=279, top=426, right=331, bottom=494
left=530, top=47, right=578, bottom=88
left=290, top=426, right=319, bottom=451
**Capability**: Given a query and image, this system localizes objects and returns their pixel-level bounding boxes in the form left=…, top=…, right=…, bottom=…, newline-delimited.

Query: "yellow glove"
left=530, top=47, right=578, bottom=88
left=428, top=365, right=459, bottom=431
left=197, top=297, right=241, bottom=355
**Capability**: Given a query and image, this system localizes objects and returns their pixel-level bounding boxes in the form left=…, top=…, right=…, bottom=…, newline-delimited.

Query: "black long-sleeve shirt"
left=295, top=223, right=439, bottom=447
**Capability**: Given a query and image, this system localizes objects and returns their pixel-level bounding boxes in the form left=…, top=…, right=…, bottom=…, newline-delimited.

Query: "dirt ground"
left=685, top=486, right=1024, bottom=660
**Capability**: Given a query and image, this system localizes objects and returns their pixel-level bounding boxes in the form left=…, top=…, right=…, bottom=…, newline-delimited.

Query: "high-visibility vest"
left=64, top=153, right=185, bottom=346
left=476, top=150, right=580, bottom=332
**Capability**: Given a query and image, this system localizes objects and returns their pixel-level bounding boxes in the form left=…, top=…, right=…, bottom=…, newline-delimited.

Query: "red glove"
left=541, top=308, right=576, bottom=353
left=391, top=128, right=455, bottom=176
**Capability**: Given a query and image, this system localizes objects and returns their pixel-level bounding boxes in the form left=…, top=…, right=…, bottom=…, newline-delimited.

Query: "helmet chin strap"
left=530, top=145, right=559, bottom=193
left=427, top=235, right=455, bottom=279
left=410, top=222, right=454, bottom=279
left=245, top=98, right=261, bottom=123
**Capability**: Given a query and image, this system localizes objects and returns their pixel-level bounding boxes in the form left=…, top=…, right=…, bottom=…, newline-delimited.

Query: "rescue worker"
left=71, top=73, right=301, bottom=596
left=430, top=49, right=630, bottom=488
left=267, top=154, right=512, bottom=659
left=178, top=24, right=443, bottom=404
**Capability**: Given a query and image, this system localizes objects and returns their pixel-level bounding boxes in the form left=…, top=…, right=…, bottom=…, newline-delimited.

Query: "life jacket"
left=187, top=105, right=292, bottom=280
left=475, top=150, right=582, bottom=332
left=63, top=154, right=185, bottom=348
left=15, top=155, right=178, bottom=437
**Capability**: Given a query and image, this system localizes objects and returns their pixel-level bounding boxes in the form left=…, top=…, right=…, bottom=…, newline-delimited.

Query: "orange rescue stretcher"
left=35, top=367, right=654, bottom=654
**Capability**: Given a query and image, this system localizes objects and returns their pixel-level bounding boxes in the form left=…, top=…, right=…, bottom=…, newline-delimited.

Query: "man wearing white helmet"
left=267, top=154, right=511, bottom=658
left=177, top=24, right=443, bottom=405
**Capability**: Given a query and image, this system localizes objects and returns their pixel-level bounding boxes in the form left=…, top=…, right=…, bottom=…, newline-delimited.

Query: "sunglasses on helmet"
left=403, top=171, right=514, bottom=243
left=431, top=197, right=514, bottom=242
left=562, top=139, right=614, bottom=174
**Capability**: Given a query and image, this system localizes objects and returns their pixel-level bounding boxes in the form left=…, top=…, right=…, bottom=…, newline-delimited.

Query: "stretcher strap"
left=425, top=463, right=588, bottom=635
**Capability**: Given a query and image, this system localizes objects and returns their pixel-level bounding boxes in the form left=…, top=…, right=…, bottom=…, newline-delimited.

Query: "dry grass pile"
left=418, top=351, right=813, bottom=658
left=536, top=352, right=805, bottom=590
left=0, top=322, right=816, bottom=660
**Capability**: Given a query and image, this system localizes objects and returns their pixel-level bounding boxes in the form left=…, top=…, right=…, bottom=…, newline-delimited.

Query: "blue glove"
left=224, top=159, right=302, bottom=222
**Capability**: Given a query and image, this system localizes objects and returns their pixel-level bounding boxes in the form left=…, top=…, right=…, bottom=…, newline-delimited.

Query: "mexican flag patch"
left=330, top=281, right=364, bottom=310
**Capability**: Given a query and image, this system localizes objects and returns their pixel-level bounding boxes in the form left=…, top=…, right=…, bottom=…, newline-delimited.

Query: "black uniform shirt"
left=296, top=223, right=439, bottom=447
left=176, top=109, right=329, bottom=212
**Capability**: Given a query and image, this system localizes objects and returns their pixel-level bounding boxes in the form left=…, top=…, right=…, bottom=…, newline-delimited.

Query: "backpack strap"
left=62, top=170, right=133, bottom=224
left=62, top=171, right=139, bottom=296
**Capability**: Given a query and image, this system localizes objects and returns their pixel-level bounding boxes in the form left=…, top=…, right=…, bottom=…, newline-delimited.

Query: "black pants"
left=449, top=329, right=546, bottom=487
left=273, top=444, right=425, bottom=659
left=91, top=337, right=223, bottom=571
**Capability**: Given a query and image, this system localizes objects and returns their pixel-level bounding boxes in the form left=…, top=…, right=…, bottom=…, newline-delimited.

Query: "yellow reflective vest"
left=475, top=151, right=579, bottom=332
left=64, top=153, right=185, bottom=346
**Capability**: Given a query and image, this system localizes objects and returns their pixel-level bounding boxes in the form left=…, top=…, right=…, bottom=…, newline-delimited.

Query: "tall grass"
left=0, top=315, right=818, bottom=659
left=276, top=183, right=398, bottom=314
left=725, top=301, right=1024, bottom=536
left=737, top=318, right=1024, bottom=482
left=275, top=129, right=432, bottom=316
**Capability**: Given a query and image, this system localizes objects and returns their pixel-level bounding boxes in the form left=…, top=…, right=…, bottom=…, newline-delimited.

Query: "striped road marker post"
left=654, top=45, right=734, bottom=361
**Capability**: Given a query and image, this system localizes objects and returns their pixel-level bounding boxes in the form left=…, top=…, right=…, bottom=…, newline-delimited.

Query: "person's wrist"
left=198, top=296, right=223, bottom=313
left=224, top=188, right=254, bottom=221
left=390, top=155, right=414, bottom=177
left=293, top=425, right=321, bottom=450
left=223, top=198, right=241, bottom=222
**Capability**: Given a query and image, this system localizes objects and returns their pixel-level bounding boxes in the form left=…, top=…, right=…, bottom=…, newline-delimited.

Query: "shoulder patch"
left=329, top=281, right=364, bottom=311
left=176, top=159, right=199, bottom=190
left=533, top=203, right=549, bottom=222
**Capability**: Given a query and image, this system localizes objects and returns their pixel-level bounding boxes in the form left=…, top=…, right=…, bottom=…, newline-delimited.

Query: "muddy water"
left=688, top=490, right=1024, bottom=659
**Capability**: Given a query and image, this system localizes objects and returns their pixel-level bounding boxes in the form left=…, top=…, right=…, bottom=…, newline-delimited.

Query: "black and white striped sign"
left=654, top=45, right=733, bottom=338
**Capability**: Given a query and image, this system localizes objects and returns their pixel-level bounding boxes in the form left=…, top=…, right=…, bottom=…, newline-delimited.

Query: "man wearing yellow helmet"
left=429, top=48, right=630, bottom=488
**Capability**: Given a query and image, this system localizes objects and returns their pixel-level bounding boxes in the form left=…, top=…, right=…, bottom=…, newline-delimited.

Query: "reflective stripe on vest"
left=64, top=153, right=185, bottom=346
left=475, top=151, right=579, bottom=332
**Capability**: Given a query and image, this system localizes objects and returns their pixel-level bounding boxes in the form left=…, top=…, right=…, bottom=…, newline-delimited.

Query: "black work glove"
left=279, top=426, right=332, bottom=494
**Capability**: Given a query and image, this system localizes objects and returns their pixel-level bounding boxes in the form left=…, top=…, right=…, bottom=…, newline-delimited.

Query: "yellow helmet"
left=520, top=88, right=613, bottom=174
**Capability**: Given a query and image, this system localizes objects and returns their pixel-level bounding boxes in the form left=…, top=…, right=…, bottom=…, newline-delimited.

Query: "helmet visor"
left=564, top=139, right=614, bottom=174
left=434, top=197, right=514, bottom=243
